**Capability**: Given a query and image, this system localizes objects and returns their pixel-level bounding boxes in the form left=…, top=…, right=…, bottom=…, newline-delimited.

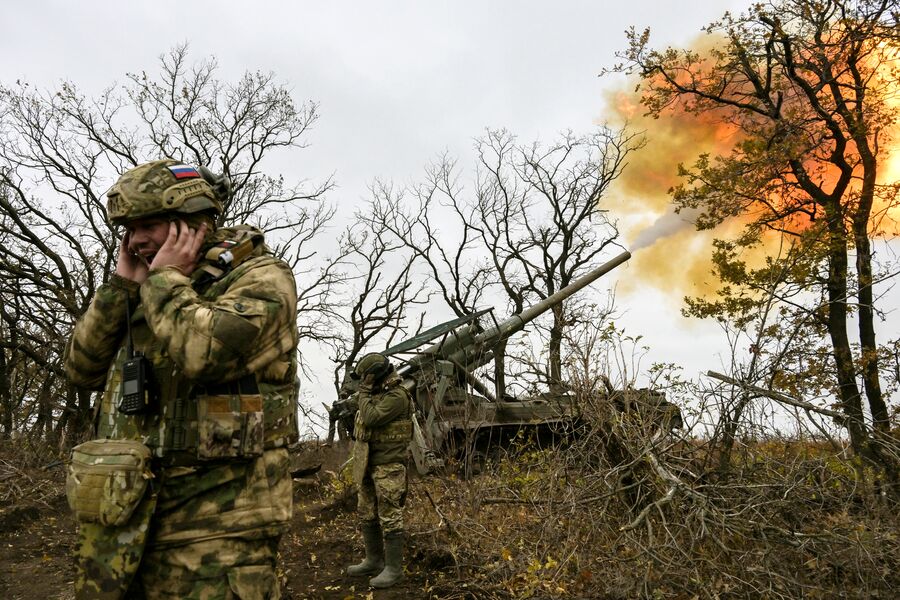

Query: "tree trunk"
left=853, top=177, right=899, bottom=492
left=51, top=383, right=92, bottom=447
left=549, top=303, right=564, bottom=393
left=853, top=154, right=889, bottom=433
left=494, top=340, right=507, bottom=400
left=715, top=392, right=750, bottom=478
left=0, top=350, right=11, bottom=439
left=824, top=219, right=868, bottom=453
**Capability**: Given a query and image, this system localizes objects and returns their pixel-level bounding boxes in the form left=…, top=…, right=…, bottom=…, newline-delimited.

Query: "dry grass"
left=2, top=397, right=898, bottom=599
left=401, top=396, right=900, bottom=599
left=0, top=438, right=68, bottom=520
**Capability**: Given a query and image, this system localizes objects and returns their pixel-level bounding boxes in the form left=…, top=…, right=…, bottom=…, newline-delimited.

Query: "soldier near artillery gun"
left=63, top=160, right=299, bottom=599
left=327, top=382, right=357, bottom=444
left=332, top=251, right=682, bottom=490
left=345, top=352, right=414, bottom=589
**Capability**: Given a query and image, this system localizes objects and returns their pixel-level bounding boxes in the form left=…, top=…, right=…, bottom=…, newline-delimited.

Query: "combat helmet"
left=354, top=353, right=393, bottom=381
left=106, top=159, right=224, bottom=226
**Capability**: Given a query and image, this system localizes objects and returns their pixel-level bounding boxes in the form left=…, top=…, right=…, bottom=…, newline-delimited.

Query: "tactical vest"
left=95, top=229, right=299, bottom=464
left=353, top=384, right=414, bottom=445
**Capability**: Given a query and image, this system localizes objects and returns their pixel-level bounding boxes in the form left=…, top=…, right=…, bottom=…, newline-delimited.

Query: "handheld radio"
left=118, top=298, right=154, bottom=414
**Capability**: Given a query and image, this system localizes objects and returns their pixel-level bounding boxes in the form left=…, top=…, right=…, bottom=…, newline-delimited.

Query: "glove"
left=357, top=374, right=375, bottom=394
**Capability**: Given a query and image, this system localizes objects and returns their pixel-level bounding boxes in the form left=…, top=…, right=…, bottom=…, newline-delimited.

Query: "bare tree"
left=331, top=215, right=430, bottom=391
left=322, top=213, right=432, bottom=442
left=471, top=128, right=638, bottom=391
left=365, top=173, right=490, bottom=319
left=363, top=126, right=641, bottom=397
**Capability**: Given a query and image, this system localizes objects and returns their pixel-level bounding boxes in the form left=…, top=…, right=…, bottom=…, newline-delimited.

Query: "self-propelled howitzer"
left=380, top=250, right=635, bottom=474
left=335, top=251, right=680, bottom=473
left=395, top=250, right=632, bottom=379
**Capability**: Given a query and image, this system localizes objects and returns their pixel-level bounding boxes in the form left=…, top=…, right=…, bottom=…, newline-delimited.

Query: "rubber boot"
left=346, top=520, right=384, bottom=576
left=370, top=531, right=405, bottom=588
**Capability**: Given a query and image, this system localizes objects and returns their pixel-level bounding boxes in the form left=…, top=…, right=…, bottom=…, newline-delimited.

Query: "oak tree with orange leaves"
left=613, top=0, right=899, bottom=478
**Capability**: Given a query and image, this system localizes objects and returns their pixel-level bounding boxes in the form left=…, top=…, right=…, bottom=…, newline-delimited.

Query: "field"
left=1, top=432, right=899, bottom=600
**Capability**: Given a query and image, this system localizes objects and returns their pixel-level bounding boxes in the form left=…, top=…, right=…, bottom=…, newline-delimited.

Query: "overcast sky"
left=4, top=0, right=781, bottom=423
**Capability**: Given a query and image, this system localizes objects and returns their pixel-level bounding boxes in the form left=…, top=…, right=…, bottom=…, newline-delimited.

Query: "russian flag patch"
left=168, top=164, right=201, bottom=179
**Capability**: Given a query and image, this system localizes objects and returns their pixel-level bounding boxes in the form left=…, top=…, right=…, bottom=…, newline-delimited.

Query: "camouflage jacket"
left=353, top=380, right=412, bottom=466
left=64, top=225, right=298, bottom=544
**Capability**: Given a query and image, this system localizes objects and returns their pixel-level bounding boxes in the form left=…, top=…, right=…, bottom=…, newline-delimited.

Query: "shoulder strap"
left=192, top=229, right=266, bottom=289
left=198, top=255, right=283, bottom=300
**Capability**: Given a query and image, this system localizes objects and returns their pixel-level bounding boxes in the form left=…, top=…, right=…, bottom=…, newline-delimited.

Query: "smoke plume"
left=601, top=35, right=900, bottom=300
left=603, top=85, right=741, bottom=297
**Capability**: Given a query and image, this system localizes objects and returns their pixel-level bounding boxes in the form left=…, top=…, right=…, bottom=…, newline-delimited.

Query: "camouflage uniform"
left=64, top=161, right=299, bottom=600
left=352, top=379, right=412, bottom=533
left=345, top=352, right=412, bottom=588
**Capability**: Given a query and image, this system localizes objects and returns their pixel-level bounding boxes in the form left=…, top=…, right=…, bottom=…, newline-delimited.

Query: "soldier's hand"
left=115, top=231, right=149, bottom=283
left=358, top=374, right=375, bottom=393
left=149, top=220, right=207, bottom=275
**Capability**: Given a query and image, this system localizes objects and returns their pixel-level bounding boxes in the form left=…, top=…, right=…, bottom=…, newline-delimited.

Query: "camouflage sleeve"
left=140, top=261, right=297, bottom=383
left=64, top=274, right=140, bottom=390
left=358, top=387, right=407, bottom=428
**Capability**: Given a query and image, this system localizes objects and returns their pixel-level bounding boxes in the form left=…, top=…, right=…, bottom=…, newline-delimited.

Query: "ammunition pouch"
left=146, top=373, right=295, bottom=464
left=66, top=438, right=153, bottom=527
left=369, top=418, right=413, bottom=444
left=197, top=393, right=264, bottom=460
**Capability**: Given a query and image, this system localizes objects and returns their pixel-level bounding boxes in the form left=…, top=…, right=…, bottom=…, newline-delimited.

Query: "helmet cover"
left=106, top=159, right=222, bottom=226
left=354, top=353, right=392, bottom=381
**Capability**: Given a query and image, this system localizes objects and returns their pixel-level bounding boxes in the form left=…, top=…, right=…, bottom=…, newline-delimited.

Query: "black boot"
left=346, top=520, right=384, bottom=576
left=370, top=530, right=405, bottom=588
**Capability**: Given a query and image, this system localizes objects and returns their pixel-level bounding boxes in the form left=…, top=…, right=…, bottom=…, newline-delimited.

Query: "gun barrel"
left=475, top=250, right=631, bottom=345
left=397, top=249, right=631, bottom=375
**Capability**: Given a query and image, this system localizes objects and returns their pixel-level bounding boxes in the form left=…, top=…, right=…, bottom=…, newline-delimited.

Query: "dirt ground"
left=0, top=443, right=461, bottom=600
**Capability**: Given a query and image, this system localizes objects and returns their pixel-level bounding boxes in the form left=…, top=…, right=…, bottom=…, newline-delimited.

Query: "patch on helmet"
left=106, top=191, right=130, bottom=219
left=167, top=164, right=201, bottom=180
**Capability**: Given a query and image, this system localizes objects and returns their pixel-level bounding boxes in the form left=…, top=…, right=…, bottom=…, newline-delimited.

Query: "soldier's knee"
left=227, top=564, right=280, bottom=600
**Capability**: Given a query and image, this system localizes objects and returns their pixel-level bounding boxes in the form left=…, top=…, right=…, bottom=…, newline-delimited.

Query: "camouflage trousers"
left=74, top=449, right=291, bottom=600
left=136, top=536, right=282, bottom=600
left=357, top=462, right=408, bottom=533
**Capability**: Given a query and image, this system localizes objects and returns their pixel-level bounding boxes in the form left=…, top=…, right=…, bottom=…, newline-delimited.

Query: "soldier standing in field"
left=64, top=159, right=299, bottom=599
left=345, top=352, right=413, bottom=588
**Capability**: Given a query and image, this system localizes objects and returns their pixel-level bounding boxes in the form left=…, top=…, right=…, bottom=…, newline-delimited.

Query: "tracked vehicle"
left=329, top=250, right=681, bottom=475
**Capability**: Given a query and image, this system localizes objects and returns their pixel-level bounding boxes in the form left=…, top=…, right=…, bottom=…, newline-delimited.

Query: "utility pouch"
left=352, top=439, right=370, bottom=485
left=370, top=418, right=413, bottom=444
left=66, top=438, right=153, bottom=527
left=197, top=393, right=264, bottom=459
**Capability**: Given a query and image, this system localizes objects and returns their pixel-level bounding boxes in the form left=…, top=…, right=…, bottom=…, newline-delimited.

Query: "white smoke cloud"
left=630, top=206, right=701, bottom=252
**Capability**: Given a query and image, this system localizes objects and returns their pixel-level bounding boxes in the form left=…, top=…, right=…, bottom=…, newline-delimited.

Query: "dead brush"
left=404, top=387, right=900, bottom=599
left=0, top=439, right=68, bottom=532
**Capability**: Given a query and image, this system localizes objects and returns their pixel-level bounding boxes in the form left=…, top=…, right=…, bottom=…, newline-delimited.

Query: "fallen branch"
left=422, top=488, right=455, bottom=537
left=621, top=439, right=709, bottom=532
left=706, top=371, right=845, bottom=420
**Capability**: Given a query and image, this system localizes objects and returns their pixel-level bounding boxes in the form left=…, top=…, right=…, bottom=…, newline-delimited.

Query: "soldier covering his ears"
left=64, top=159, right=299, bottom=599
left=345, top=352, right=414, bottom=589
